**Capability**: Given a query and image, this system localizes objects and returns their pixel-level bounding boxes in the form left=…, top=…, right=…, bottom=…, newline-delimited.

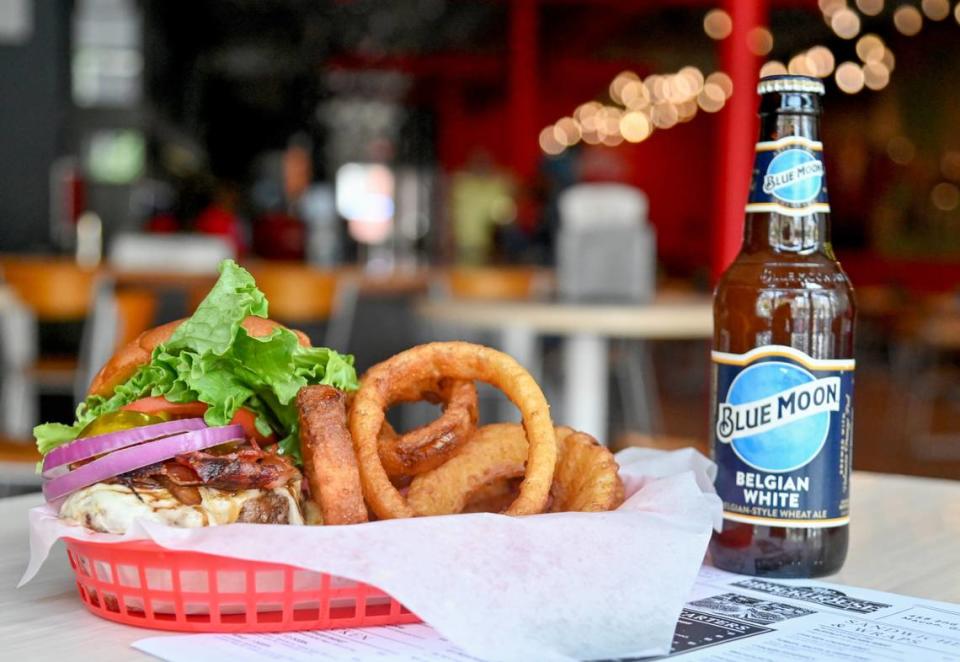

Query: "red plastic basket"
left=64, top=538, right=421, bottom=632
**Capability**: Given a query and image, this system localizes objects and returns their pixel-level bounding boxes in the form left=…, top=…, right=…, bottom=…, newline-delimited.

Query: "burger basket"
left=65, top=538, right=421, bottom=632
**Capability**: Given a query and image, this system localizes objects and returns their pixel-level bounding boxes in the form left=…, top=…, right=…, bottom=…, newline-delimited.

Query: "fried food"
left=296, top=386, right=368, bottom=525
left=549, top=431, right=625, bottom=513
left=407, top=423, right=529, bottom=516
left=349, top=342, right=558, bottom=519
left=462, top=476, right=523, bottom=514
left=407, top=423, right=623, bottom=516
left=377, top=378, right=478, bottom=478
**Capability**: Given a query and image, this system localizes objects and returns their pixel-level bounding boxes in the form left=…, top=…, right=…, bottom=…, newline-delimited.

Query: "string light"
left=788, top=53, right=818, bottom=76
left=747, top=27, right=774, bottom=56
left=553, top=117, right=582, bottom=146
left=651, top=102, right=679, bottom=129
left=697, top=83, right=726, bottom=112
left=760, top=61, right=789, bottom=77
left=818, top=0, right=846, bottom=18
left=882, top=49, right=896, bottom=72
left=621, top=80, right=651, bottom=109
left=836, top=61, right=866, bottom=93
left=543, top=64, right=731, bottom=154
left=856, top=34, right=885, bottom=64
left=706, top=71, right=733, bottom=99
left=855, top=0, right=884, bottom=16
left=609, top=71, right=640, bottom=105
left=806, top=46, right=836, bottom=77
left=703, top=9, right=733, bottom=39
left=831, top=8, right=861, bottom=39
left=619, top=111, right=652, bottom=143
left=921, top=0, right=950, bottom=21
left=863, top=62, right=890, bottom=90
left=539, top=127, right=564, bottom=155
left=893, top=6, right=923, bottom=35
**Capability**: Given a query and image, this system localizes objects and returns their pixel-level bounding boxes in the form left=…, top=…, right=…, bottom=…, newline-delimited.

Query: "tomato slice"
left=121, top=396, right=275, bottom=443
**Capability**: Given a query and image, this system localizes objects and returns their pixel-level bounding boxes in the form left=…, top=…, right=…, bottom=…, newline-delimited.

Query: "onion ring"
left=406, top=423, right=530, bottom=516
left=549, top=431, right=625, bottom=513
left=296, top=385, right=368, bottom=525
left=376, top=378, right=478, bottom=478
left=349, top=342, right=557, bottom=519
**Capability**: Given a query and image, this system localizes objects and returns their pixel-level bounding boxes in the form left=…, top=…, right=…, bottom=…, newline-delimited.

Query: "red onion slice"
left=42, top=418, right=208, bottom=476
left=42, top=424, right=245, bottom=504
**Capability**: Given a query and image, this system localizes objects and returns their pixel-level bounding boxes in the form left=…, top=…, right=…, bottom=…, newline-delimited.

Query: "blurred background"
left=2, top=0, right=960, bottom=495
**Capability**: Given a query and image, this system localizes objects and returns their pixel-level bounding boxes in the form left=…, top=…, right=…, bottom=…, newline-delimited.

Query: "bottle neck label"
left=711, top=345, right=853, bottom=528
left=746, top=136, right=830, bottom=217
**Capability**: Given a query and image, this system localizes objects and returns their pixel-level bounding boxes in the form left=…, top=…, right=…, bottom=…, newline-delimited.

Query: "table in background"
left=417, top=293, right=713, bottom=440
left=0, top=471, right=957, bottom=661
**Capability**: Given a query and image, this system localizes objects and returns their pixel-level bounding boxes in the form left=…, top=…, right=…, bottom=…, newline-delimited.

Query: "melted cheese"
left=60, top=481, right=304, bottom=534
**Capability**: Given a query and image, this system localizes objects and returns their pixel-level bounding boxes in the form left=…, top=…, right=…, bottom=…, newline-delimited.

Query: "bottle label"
left=745, top=136, right=830, bottom=217
left=711, top=345, right=853, bottom=528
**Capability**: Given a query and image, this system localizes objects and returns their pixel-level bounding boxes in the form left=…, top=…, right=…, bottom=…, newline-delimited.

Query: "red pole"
left=509, top=0, right=539, bottom=183
left=712, top=0, right=767, bottom=280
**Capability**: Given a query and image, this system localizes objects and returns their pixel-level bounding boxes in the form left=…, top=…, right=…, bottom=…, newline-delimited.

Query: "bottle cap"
left=757, top=75, right=825, bottom=96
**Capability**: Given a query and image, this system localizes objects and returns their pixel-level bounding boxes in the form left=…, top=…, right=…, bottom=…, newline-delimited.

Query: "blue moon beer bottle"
left=709, top=75, right=855, bottom=578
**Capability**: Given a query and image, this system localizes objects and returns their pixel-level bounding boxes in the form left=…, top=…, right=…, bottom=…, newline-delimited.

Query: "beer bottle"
left=710, top=75, right=855, bottom=578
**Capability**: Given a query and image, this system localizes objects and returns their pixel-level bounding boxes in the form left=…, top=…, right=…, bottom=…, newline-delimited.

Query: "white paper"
left=134, top=567, right=960, bottom=662
left=22, top=448, right=723, bottom=662
left=671, top=566, right=960, bottom=660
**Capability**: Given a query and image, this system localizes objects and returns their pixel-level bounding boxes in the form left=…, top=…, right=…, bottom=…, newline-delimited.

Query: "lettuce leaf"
left=33, top=259, right=357, bottom=464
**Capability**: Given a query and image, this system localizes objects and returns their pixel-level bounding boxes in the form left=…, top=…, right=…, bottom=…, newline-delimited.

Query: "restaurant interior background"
left=2, top=0, right=960, bottom=496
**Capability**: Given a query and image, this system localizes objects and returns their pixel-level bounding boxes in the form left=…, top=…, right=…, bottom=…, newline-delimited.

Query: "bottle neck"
left=743, top=98, right=832, bottom=258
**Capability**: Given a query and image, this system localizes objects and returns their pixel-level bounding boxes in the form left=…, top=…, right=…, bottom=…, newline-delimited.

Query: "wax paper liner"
left=21, top=447, right=722, bottom=662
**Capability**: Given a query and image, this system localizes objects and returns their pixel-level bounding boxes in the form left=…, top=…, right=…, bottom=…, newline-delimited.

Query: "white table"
left=417, top=295, right=713, bottom=440
left=1, top=472, right=957, bottom=660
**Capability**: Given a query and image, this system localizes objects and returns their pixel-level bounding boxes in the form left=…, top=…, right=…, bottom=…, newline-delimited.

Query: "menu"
left=133, top=566, right=960, bottom=661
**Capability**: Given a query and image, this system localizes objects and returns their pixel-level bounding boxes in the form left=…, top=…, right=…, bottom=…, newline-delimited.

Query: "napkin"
left=21, top=447, right=722, bottom=662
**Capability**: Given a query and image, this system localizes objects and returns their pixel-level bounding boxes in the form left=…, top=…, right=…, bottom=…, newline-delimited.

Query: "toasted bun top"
left=87, top=316, right=311, bottom=398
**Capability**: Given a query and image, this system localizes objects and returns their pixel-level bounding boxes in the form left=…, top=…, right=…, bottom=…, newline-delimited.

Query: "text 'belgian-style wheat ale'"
left=710, top=75, right=855, bottom=578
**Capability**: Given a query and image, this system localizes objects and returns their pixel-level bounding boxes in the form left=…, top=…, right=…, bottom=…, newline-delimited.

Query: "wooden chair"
left=246, top=262, right=357, bottom=352
left=0, top=257, right=99, bottom=437
left=446, top=266, right=551, bottom=301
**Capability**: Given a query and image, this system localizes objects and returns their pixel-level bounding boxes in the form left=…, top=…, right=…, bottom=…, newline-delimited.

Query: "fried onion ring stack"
left=296, top=341, right=624, bottom=522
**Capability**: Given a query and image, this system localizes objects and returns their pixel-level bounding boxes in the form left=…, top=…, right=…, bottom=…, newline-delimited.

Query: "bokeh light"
left=856, top=34, right=885, bottom=63
left=706, top=71, right=733, bottom=99
left=788, top=53, right=817, bottom=76
left=697, top=83, right=726, bottom=112
left=835, top=61, right=865, bottom=93
left=609, top=71, right=640, bottom=105
left=703, top=9, right=733, bottom=39
left=856, top=0, right=884, bottom=16
left=921, top=0, right=950, bottom=21
left=831, top=8, right=861, bottom=39
left=539, top=126, right=564, bottom=155
left=942, top=151, right=960, bottom=180
left=931, top=182, right=960, bottom=211
left=760, top=60, right=789, bottom=77
left=886, top=136, right=916, bottom=165
left=894, top=5, right=923, bottom=35
left=819, top=0, right=846, bottom=18
left=651, top=102, right=679, bottom=129
left=806, top=46, right=836, bottom=77
left=863, top=62, right=890, bottom=90
left=619, top=111, right=652, bottom=143
left=747, top=27, right=774, bottom=56
left=553, top=117, right=582, bottom=146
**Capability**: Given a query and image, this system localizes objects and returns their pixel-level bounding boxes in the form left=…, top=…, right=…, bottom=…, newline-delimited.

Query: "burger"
left=34, top=260, right=358, bottom=534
